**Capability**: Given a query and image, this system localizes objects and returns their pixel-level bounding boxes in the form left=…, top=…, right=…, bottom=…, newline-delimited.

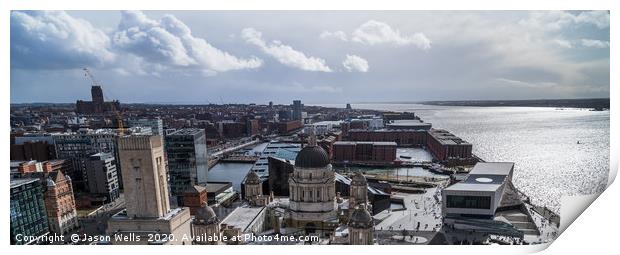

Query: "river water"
left=329, top=103, right=610, bottom=215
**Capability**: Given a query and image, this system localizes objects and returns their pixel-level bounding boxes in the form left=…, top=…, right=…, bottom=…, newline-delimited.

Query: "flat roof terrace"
left=428, top=129, right=472, bottom=146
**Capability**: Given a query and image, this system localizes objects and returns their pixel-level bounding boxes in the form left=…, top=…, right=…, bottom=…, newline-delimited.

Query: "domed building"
left=287, top=128, right=338, bottom=235
left=348, top=206, right=374, bottom=245
left=349, top=171, right=369, bottom=208
left=192, top=203, right=221, bottom=245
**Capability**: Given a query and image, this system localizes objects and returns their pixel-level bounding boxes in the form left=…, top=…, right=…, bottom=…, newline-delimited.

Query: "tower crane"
left=82, top=68, right=125, bottom=135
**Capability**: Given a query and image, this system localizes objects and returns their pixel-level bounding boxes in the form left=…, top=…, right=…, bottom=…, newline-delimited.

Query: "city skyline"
left=10, top=10, right=610, bottom=104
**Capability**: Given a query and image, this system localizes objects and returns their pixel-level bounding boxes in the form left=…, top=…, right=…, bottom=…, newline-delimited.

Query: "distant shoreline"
left=353, top=98, right=610, bottom=110
left=11, top=98, right=611, bottom=110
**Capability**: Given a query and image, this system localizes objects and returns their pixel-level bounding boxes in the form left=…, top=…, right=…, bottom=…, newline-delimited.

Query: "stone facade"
left=348, top=207, right=374, bottom=245
left=286, top=129, right=338, bottom=234
left=107, top=135, right=192, bottom=245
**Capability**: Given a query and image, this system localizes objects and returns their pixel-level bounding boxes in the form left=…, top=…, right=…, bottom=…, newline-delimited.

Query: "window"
left=446, top=195, right=491, bottom=209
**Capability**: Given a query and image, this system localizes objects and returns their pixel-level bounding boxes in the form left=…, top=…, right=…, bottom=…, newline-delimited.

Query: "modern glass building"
left=10, top=178, right=49, bottom=245
left=165, top=128, right=209, bottom=206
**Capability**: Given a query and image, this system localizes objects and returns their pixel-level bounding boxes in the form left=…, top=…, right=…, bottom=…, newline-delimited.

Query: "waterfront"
left=332, top=103, right=610, bottom=214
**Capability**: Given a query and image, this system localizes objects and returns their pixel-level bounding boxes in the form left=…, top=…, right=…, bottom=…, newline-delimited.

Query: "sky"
left=10, top=10, right=610, bottom=104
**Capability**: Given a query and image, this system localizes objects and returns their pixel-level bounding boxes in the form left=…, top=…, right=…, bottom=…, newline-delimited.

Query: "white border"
left=3, top=1, right=617, bottom=254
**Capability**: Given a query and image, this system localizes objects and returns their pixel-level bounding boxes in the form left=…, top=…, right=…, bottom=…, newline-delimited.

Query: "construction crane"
left=83, top=68, right=125, bottom=135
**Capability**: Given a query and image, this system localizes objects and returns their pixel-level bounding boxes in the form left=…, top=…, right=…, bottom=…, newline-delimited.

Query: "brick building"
left=333, top=141, right=397, bottom=163
left=277, top=120, right=302, bottom=134
left=348, top=129, right=427, bottom=146
left=426, top=129, right=472, bottom=161
left=183, top=185, right=208, bottom=215
left=10, top=141, right=56, bottom=161
left=44, top=171, right=80, bottom=234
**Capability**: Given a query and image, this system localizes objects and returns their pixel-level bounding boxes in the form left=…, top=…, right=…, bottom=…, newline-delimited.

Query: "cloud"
left=553, top=39, right=573, bottom=49
left=241, top=27, right=332, bottom=72
left=113, top=11, right=262, bottom=73
left=520, top=11, right=610, bottom=31
left=10, top=11, right=115, bottom=69
left=351, top=20, right=431, bottom=49
left=320, top=30, right=348, bottom=41
left=342, top=55, right=369, bottom=72
left=495, top=78, right=558, bottom=89
left=581, top=39, right=609, bottom=48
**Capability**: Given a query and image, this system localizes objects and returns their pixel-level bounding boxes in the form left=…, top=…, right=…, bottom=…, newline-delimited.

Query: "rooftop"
left=166, top=128, right=204, bottom=136
left=10, top=178, right=39, bottom=188
left=334, top=141, right=397, bottom=146
left=469, top=162, right=514, bottom=176
left=220, top=206, right=265, bottom=232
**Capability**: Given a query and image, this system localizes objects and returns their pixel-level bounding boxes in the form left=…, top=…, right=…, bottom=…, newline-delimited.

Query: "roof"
left=185, top=185, right=207, bottom=194
left=387, top=119, right=431, bottom=126
left=469, top=162, right=514, bottom=176
left=244, top=170, right=261, bottom=184
left=349, top=207, right=374, bottom=228
left=334, top=141, right=397, bottom=146
left=444, top=182, right=503, bottom=193
left=221, top=206, right=265, bottom=232
left=194, top=204, right=218, bottom=224
left=294, top=145, right=330, bottom=168
left=205, top=182, right=232, bottom=193
left=166, top=128, right=204, bottom=136
left=10, top=178, right=39, bottom=188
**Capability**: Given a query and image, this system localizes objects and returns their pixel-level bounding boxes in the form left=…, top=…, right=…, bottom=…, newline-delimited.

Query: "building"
left=10, top=178, right=49, bottom=245
left=11, top=140, right=56, bottom=161
left=348, top=129, right=427, bottom=147
left=53, top=130, right=120, bottom=191
left=243, top=170, right=271, bottom=206
left=205, top=182, right=236, bottom=206
left=278, top=120, right=303, bottom=134
left=385, top=119, right=432, bottom=131
left=246, top=118, right=260, bottom=136
left=106, top=135, right=192, bottom=245
left=426, top=129, right=472, bottom=161
left=349, top=172, right=369, bottom=208
left=165, top=128, right=209, bottom=205
left=304, top=121, right=343, bottom=135
left=217, top=121, right=246, bottom=138
left=442, top=162, right=514, bottom=218
left=382, top=112, right=416, bottom=121
left=183, top=185, right=208, bottom=215
left=348, top=206, right=374, bottom=245
left=76, top=85, right=120, bottom=114
left=292, top=100, right=303, bottom=120
left=16, top=159, right=71, bottom=174
left=333, top=141, right=397, bottom=163
left=126, top=118, right=164, bottom=136
left=44, top=171, right=80, bottom=235
left=286, top=129, right=338, bottom=234
left=268, top=153, right=390, bottom=215
left=85, top=152, right=120, bottom=203
left=191, top=203, right=221, bottom=245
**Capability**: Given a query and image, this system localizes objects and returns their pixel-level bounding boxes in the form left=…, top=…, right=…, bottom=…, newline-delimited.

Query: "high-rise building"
left=292, top=100, right=303, bottom=120
left=44, top=171, right=80, bottom=235
left=165, top=129, right=209, bottom=205
left=85, top=153, right=120, bottom=203
left=107, top=135, right=192, bottom=245
left=53, top=131, right=120, bottom=191
left=10, top=178, right=49, bottom=245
